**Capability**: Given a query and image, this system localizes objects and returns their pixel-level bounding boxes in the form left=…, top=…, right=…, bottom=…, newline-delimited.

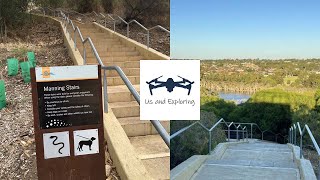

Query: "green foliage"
left=249, top=89, right=315, bottom=111
left=101, top=0, right=114, bottom=13
left=0, top=0, right=30, bottom=27
left=200, top=89, right=316, bottom=139
left=201, top=59, right=320, bottom=89
left=201, top=96, right=236, bottom=120
left=315, top=88, right=320, bottom=112
left=121, top=0, right=169, bottom=26
left=34, top=0, right=64, bottom=8
left=76, top=0, right=96, bottom=13
left=292, top=105, right=320, bottom=144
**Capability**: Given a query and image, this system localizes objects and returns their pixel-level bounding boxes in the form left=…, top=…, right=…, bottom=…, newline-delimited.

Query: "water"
left=218, top=92, right=251, bottom=105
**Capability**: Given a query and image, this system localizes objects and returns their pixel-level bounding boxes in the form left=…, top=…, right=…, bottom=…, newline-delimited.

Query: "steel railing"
left=289, top=122, right=320, bottom=179
left=58, top=11, right=170, bottom=147
left=170, top=118, right=249, bottom=154
left=97, top=12, right=170, bottom=48
left=171, top=119, right=288, bottom=154
left=225, top=122, right=288, bottom=143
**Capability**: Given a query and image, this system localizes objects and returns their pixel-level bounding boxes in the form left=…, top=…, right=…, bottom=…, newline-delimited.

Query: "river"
left=218, top=92, right=251, bottom=105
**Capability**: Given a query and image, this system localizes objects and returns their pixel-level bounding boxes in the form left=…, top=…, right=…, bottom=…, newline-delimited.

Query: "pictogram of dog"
left=77, top=137, right=96, bottom=151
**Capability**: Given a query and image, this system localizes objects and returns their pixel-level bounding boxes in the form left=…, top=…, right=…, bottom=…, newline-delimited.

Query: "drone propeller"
left=177, top=76, right=194, bottom=84
left=146, top=75, right=163, bottom=84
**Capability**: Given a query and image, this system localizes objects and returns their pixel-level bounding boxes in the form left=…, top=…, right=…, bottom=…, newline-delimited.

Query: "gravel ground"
left=0, top=18, right=119, bottom=180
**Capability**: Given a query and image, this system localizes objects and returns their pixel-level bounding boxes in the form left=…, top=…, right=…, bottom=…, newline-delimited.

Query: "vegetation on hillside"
left=201, top=59, right=320, bottom=93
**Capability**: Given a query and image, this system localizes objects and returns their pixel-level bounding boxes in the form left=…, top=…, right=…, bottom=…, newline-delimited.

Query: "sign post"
left=31, top=65, right=106, bottom=180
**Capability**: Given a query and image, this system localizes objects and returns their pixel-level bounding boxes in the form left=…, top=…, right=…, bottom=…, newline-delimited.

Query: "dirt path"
left=0, top=18, right=119, bottom=180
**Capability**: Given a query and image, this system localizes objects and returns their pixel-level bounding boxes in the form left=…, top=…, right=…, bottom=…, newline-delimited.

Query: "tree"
left=121, top=0, right=169, bottom=25
left=0, top=0, right=30, bottom=38
left=101, top=0, right=113, bottom=13
left=0, top=0, right=30, bottom=25
left=34, top=0, right=64, bottom=8
left=315, top=88, right=320, bottom=112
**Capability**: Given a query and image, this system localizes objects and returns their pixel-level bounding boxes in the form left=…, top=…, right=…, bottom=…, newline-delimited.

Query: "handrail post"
left=300, top=132, right=303, bottom=159
left=242, top=129, right=245, bottom=141
left=275, top=134, right=278, bottom=143
left=262, top=132, right=264, bottom=140
left=103, top=70, right=108, bottom=113
left=290, top=128, right=293, bottom=144
left=294, top=125, right=297, bottom=145
left=208, top=131, right=211, bottom=154
left=74, top=30, right=77, bottom=50
left=227, top=126, right=230, bottom=142
left=113, top=21, right=116, bottom=32
left=289, top=129, right=291, bottom=143
left=147, top=30, right=150, bottom=48
left=127, top=24, right=129, bottom=38
left=104, top=17, right=106, bottom=27
left=83, top=45, right=86, bottom=64
left=246, top=129, right=248, bottom=141
left=251, top=124, right=253, bottom=139
left=236, top=128, right=239, bottom=141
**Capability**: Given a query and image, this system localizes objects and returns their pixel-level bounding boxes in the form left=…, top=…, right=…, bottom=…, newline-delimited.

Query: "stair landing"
left=191, top=141, right=300, bottom=180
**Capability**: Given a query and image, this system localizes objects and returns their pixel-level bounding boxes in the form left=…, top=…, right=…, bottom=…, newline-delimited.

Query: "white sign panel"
left=35, top=65, right=98, bottom=82
left=43, top=131, right=70, bottom=159
left=73, top=129, right=99, bottom=156
left=140, top=60, right=200, bottom=120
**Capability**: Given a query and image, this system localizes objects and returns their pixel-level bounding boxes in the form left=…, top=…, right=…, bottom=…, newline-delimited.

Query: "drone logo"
left=146, top=76, right=194, bottom=95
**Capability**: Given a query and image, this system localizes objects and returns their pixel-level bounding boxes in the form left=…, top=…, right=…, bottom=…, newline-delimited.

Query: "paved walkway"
left=191, top=141, right=300, bottom=180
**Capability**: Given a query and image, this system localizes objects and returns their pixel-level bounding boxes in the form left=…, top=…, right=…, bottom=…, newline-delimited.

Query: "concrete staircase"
left=192, top=141, right=300, bottom=180
left=172, top=140, right=303, bottom=180
left=72, top=22, right=170, bottom=179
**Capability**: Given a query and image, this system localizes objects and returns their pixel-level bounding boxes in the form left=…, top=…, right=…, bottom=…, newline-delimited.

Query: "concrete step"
left=107, top=75, right=139, bottom=86
left=106, top=68, right=140, bottom=77
left=86, top=56, right=142, bottom=64
left=118, top=116, right=170, bottom=137
left=87, top=51, right=140, bottom=58
left=220, top=149, right=294, bottom=162
left=93, top=61, right=139, bottom=68
left=205, top=159, right=297, bottom=169
left=105, top=61, right=139, bottom=68
left=77, top=40, right=122, bottom=47
left=107, top=47, right=136, bottom=52
left=191, top=164, right=300, bottom=180
left=129, top=135, right=170, bottom=180
left=102, top=56, right=142, bottom=62
left=109, top=101, right=139, bottom=118
left=107, top=85, right=140, bottom=102
left=81, top=33, right=115, bottom=39
left=75, top=36, right=118, bottom=43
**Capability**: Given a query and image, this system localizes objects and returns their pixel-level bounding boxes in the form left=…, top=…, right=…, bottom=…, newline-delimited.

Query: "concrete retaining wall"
left=287, top=143, right=317, bottom=180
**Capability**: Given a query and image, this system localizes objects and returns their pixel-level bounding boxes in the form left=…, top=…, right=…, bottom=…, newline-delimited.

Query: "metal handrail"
left=289, top=122, right=320, bottom=179
left=97, top=13, right=170, bottom=48
left=171, top=119, right=290, bottom=155
left=170, top=118, right=249, bottom=154
left=225, top=122, right=287, bottom=143
left=102, top=66, right=169, bottom=146
left=60, top=11, right=170, bottom=147
left=99, top=13, right=116, bottom=31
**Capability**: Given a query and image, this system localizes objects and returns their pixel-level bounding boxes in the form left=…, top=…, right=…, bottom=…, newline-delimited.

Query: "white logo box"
left=140, top=60, right=200, bottom=120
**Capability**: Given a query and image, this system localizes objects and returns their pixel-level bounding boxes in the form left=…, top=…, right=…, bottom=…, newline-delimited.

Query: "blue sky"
left=170, top=0, right=320, bottom=59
